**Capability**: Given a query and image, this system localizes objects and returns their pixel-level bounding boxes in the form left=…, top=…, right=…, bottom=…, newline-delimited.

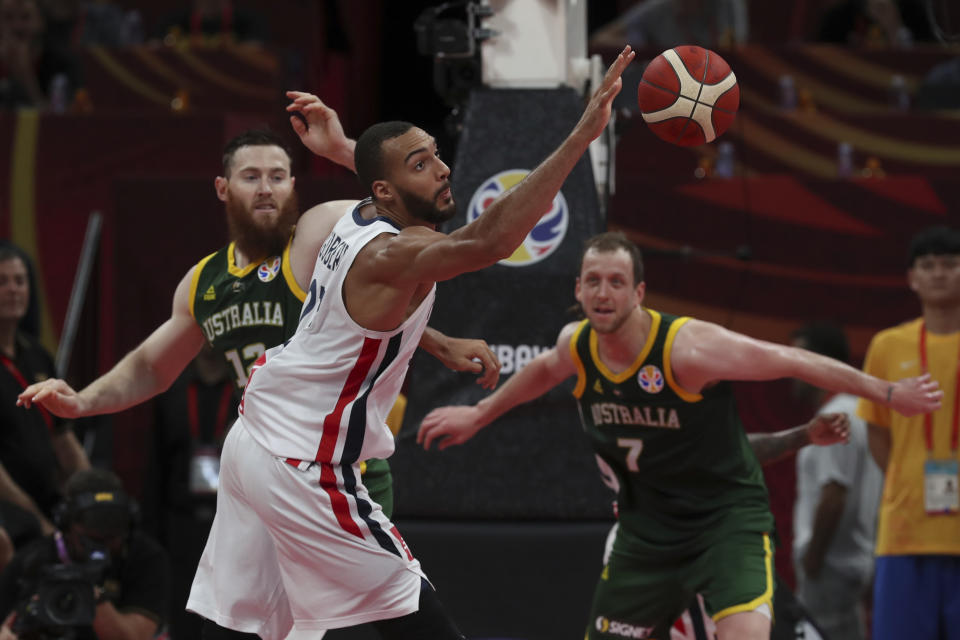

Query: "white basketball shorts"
left=186, top=417, right=426, bottom=639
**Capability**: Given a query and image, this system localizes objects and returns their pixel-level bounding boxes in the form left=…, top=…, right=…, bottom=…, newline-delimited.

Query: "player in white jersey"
left=238, top=206, right=431, bottom=463
left=186, top=46, right=636, bottom=640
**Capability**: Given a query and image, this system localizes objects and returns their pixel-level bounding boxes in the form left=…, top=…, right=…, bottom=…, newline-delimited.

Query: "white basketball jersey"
left=240, top=200, right=435, bottom=462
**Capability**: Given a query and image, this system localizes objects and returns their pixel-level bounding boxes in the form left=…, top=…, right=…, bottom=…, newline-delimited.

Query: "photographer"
left=0, top=469, right=168, bottom=640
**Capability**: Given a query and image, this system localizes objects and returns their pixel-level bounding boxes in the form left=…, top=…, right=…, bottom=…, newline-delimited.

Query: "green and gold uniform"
left=189, top=238, right=395, bottom=515
left=572, top=310, right=775, bottom=639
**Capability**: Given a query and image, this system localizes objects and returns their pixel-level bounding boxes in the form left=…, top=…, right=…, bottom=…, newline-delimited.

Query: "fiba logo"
left=257, top=256, right=281, bottom=282
left=467, top=169, right=568, bottom=267
left=637, top=365, right=664, bottom=394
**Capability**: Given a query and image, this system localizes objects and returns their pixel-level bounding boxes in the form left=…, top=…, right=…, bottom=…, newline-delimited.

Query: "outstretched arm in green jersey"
left=18, top=266, right=207, bottom=418
left=418, top=321, right=582, bottom=451
left=668, top=319, right=941, bottom=417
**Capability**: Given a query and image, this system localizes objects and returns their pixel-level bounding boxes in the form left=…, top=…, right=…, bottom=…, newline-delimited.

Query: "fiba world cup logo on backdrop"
left=467, top=169, right=568, bottom=267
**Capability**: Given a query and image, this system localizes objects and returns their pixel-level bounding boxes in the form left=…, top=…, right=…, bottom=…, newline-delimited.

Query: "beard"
left=396, top=183, right=456, bottom=225
left=226, top=190, right=300, bottom=259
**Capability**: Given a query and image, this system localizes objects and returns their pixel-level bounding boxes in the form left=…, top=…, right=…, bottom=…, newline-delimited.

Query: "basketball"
left=637, top=46, right=740, bottom=147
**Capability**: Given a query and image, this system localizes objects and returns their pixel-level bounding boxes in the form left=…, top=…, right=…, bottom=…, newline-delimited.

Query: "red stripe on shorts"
left=320, top=463, right=363, bottom=538
left=389, top=525, right=414, bottom=561
left=314, top=337, right=380, bottom=462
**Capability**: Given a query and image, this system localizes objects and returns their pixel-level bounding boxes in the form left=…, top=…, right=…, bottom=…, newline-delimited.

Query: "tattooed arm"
left=748, top=412, right=850, bottom=466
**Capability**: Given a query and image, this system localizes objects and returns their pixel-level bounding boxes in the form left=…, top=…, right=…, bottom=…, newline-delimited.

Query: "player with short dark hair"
left=181, top=47, right=636, bottom=639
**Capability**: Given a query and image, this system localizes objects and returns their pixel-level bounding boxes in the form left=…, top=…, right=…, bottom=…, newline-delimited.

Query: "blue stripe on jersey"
left=341, top=332, right=403, bottom=464
left=341, top=463, right=400, bottom=557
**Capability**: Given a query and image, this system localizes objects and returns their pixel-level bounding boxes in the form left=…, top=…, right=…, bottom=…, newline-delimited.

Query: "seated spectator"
left=0, top=244, right=89, bottom=535
left=0, top=0, right=80, bottom=110
left=0, top=468, right=170, bottom=640
left=589, top=0, right=749, bottom=51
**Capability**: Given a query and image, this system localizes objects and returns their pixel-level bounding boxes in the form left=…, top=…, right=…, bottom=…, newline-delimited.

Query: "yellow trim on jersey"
left=188, top=251, right=218, bottom=319
left=712, top=533, right=774, bottom=622
left=226, top=242, right=264, bottom=277
left=590, top=308, right=662, bottom=384
left=663, top=317, right=703, bottom=402
left=281, top=234, right=306, bottom=302
left=570, top=319, right=590, bottom=399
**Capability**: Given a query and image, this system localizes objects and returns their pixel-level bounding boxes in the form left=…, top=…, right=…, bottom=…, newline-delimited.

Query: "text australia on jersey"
left=202, top=301, right=284, bottom=341
left=591, top=402, right=681, bottom=429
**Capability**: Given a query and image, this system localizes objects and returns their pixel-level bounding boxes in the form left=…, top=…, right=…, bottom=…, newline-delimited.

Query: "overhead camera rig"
left=414, top=1, right=498, bottom=107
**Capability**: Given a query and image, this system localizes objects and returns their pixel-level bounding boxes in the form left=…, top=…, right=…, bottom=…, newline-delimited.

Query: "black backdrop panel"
left=392, top=88, right=613, bottom=519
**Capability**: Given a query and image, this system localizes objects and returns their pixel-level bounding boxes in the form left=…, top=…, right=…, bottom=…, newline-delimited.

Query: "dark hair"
left=64, top=468, right=124, bottom=499
left=0, top=243, right=27, bottom=266
left=0, top=241, right=38, bottom=337
left=579, top=232, right=645, bottom=285
left=907, top=225, right=960, bottom=267
left=221, top=129, right=293, bottom=177
left=354, top=121, right=416, bottom=198
left=791, top=322, right=850, bottom=364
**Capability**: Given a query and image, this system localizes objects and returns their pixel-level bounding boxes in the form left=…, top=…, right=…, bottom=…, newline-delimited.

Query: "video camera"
left=11, top=488, right=136, bottom=639
left=12, top=542, right=109, bottom=640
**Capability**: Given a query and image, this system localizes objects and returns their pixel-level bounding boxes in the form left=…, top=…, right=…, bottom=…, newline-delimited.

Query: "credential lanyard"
left=919, top=321, right=960, bottom=455
left=186, top=382, right=234, bottom=445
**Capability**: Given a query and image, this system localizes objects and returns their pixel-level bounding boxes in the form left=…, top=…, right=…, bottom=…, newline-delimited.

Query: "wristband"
left=886, top=385, right=893, bottom=403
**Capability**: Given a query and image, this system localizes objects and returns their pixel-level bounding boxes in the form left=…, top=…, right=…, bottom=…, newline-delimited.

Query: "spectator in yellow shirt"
left=857, top=224, right=960, bottom=640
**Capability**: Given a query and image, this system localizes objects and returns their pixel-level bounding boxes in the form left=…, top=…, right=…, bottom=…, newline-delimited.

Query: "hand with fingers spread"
left=887, top=373, right=942, bottom=417
left=285, top=90, right=356, bottom=170
left=572, top=45, right=635, bottom=143
left=805, top=412, right=851, bottom=446
left=16, top=378, right=85, bottom=419
left=433, top=337, right=501, bottom=390
left=417, top=405, right=484, bottom=451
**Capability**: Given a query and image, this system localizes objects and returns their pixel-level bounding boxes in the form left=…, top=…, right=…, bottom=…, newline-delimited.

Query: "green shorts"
left=361, top=457, right=394, bottom=519
left=586, top=531, right=774, bottom=639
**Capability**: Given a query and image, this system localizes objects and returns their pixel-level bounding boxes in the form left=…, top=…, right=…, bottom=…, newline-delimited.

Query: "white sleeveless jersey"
left=239, top=200, right=435, bottom=462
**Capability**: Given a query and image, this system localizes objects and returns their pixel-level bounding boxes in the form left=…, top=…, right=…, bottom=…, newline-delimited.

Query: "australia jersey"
left=189, top=237, right=306, bottom=389
left=240, top=200, right=436, bottom=462
left=571, top=310, right=774, bottom=557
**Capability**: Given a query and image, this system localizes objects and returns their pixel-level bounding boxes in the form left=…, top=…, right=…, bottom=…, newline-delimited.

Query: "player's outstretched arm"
left=286, top=91, right=356, bottom=171
left=669, top=319, right=943, bottom=417
left=378, top=47, right=635, bottom=286
left=17, top=268, right=206, bottom=418
left=419, top=327, right=501, bottom=390
left=747, top=412, right=850, bottom=466
left=418, top=322, right=580, bottom=451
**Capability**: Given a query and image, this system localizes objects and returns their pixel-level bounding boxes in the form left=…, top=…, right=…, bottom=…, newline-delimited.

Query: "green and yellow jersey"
left=190, top=239, right=305, bottom=389
left=570, top=309, right=774, bottom=558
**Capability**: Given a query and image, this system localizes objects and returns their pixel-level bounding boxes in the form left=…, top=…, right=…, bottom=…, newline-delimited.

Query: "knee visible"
left=714, top=609, right=770, bottom=640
